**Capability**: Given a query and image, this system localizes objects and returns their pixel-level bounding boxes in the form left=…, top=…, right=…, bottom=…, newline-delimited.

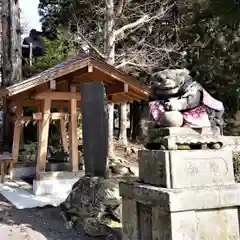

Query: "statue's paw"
left=161, top=111, right=183, bottom=127
left=168, top=99, right=184, bottom=111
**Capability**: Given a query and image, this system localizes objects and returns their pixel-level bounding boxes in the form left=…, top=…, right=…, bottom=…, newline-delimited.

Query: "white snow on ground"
left=0, top=181, right=68, bottom=209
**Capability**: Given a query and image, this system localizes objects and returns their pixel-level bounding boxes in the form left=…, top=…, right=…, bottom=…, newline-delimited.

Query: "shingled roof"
left=3, top=54, right=149, bottom=103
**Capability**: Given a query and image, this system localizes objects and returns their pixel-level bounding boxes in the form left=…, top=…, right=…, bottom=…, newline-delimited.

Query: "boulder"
left=60, top=176, right=121, bottom=237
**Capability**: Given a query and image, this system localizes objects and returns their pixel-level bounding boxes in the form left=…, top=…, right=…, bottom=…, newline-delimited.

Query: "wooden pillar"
left=59, top=108, right=69, bottom=153
left=36, top=99, right=51, bottom=175
left=36, top=104, right=42, bottom=172
left=12, top=103, right=23, bottom=162
left=69, top=85, right=78, bottom=172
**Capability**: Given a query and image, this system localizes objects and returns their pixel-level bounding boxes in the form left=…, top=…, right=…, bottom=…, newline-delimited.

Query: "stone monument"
left=60, top=82, right=121, bottom=238
left=80, top=82, right=109, bottom=177
left=120, top=69, right=240, bottom=239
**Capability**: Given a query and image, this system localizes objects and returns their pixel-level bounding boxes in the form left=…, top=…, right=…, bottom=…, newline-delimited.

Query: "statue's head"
left=149, top=69, right=190, bottom=97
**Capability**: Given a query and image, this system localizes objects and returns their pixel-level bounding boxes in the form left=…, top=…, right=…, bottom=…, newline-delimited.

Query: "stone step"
left=148, top=126, right=221, bottom=138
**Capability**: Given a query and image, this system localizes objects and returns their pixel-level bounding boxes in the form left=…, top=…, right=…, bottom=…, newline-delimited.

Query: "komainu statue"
left=145, top=69, right=225, bottom=150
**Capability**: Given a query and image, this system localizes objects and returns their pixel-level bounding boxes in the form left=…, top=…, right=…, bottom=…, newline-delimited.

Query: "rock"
left=105, top=233, right=119, bottom=240
left=82, top=218, right=110, bottom=237
left=111, top=203, right=122, bottom=222
left=110, top=165, right=129, bottom=175
left=104, top=199, right=122, bottom=222
left=130, top=147, right=137, bottom=154
left=109, top=157, right=122, bottom=165
left=124, top=147, right=131, bottom=154
left=129, top=165, right=139, bottom=176
left=61, top=176, right=121, bottom=236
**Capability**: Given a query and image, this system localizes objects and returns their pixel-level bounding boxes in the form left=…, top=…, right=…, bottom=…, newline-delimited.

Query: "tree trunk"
left=1, top=0, right=21, bottom=150
left=9, top=0, right=22, bottom=84
left=138, top=101, right=149, bottom=144
left=1, top=0, right=21, bottom=86
left=131, top=101, right=141, bottom=141
left=119, top=103, right=128, bottom=145
left=104, top=0, right=115, bottom=157
left=1, top=0, right=11, bottom=87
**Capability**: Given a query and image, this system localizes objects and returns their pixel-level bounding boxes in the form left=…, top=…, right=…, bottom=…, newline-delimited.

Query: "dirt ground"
left=0, top=142, right=141, bottom=240
left=0, top=194, right=97, bottom=240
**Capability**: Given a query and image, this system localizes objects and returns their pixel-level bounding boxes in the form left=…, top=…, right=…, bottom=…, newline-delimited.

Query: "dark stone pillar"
left=80, top=82, right=109, bottom=177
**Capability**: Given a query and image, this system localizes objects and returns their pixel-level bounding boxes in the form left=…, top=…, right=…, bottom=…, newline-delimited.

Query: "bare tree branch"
left=115, top=15, right=149, bottom=37
left=104, top=0, right=111, bottom=9
left=114, top=0, right=127, bottom=18
left=114, top=4, right=174, bottom=37
left=116, top=61, right=148, bottom=69
left=74, top=26, right=106, bottom=59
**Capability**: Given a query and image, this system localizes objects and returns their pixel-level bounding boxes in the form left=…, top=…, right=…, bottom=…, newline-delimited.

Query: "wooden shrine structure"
left=0, top=55, right=149, bottom=181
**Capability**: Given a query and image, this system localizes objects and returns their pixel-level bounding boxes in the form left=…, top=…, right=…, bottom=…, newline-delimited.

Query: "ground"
left=0, top=194, right=96, bottom=240
left=0, top=142, right=141, bottom=240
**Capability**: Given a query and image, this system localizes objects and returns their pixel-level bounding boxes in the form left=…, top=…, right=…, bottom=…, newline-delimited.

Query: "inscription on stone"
left=184, top=158, right=228, bottom=177
left=170, top=152, right=234, bottom=188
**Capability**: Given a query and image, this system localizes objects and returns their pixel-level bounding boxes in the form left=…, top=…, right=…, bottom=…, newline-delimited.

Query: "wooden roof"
left=2, top=55, right=149, bottom=104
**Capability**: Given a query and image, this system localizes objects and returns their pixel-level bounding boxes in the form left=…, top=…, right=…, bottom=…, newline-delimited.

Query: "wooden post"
left=36, top=99, right=51, bottom=175
left=1, top=162, right=4, bottom=183
left=69, top=85, right=78, bottom=172
left=12, top=103, right=23, bottom=162
left=59, top=108, right=69, bottom=152
left=36, top=104, right=42, bottom=172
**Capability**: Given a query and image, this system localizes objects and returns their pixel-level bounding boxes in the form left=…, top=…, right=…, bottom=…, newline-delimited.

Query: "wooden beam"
left=7, top=82, right=50, bottom=104
left=33, top=84, right=129, bottom=101
left=9, top=99, right=41, bottom=108
left=9, top=99, right=81, bottom=108
left=108, top=94, right=134, bottom=103
left=59, top=108, right=69, bottom=153
left=49, top=80, right=56, bottom=90
left=36, top=98, right=51, bottom=173
left=69, top=85, right=78, bottom=172
left=106, top=83, right=128, bottom=95
left=10, top=113, right=69, bottom=122
left=33, top=112, right=69, bottom=120
left=73, top=71, right=115, bottom=84
left=33, top=91, right=81, bottom=101
left=10, top=116, right=32, bottom=122
left=91, top=58, right=150, bottom=97
left=12, top=103, right=23, bottom=162
left=88, top=65, right=93, bottom=72
left=128, top=91, right=147, bottom=101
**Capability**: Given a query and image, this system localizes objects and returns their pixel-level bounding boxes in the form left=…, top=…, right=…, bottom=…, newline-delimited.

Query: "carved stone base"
left=120, top=182, right=240, bottom=240
left=147, top=127, right=224, bottom=150
left=149, top=126, right=221, bottom=138
left=138, top=149, right=234, bottom=188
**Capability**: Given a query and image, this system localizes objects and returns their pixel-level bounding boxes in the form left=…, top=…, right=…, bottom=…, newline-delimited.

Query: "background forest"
left=22, top=0, right=240, bottom=148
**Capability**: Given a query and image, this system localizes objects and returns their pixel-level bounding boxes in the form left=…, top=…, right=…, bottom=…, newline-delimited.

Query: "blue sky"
left=20, top=0, right=41, bottom=36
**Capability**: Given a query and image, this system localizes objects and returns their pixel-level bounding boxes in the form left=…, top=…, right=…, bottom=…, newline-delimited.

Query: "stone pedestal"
left=120, top=128, right=240, bottom=240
